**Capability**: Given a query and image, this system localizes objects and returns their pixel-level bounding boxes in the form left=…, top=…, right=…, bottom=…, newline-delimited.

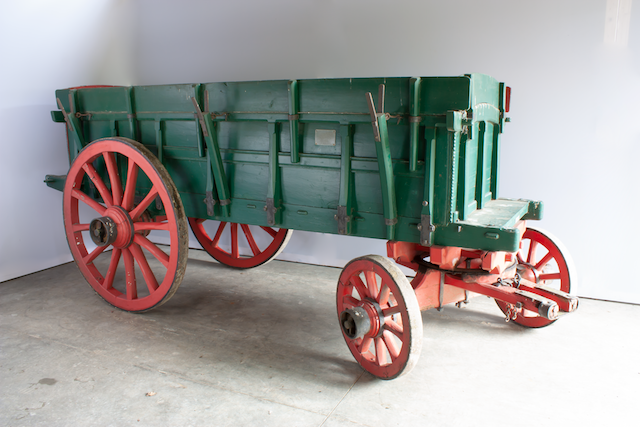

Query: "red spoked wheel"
left=63, top=137, right=188, bottom=312
left=337, top=255, right=422, bottom=380
left=496, top=227, right=576, bottom=328
left=188, top=218, right=292, bottom=269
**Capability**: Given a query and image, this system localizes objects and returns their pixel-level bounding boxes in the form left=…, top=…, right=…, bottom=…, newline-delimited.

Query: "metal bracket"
left=56, top=98, right=72, bottom=131
left=335, top=205, right=351, bottom=235
left=265, top=198, right=277, bottom=226
left=204, top=191, right=217, bottom=216
left=418, top=214, right=435, bottom=246
left=191, top=97, right=209, bottom=137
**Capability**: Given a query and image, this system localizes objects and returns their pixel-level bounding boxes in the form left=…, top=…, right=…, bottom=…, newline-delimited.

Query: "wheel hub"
left=517, top=263, right=539, bottom=284
left=340, top=299, right=385, bottom=340
left=89, top=206, right=134, bottom=248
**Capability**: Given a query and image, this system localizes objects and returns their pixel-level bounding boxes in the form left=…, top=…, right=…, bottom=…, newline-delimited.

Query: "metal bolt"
left=422, top=201, right=428, bottom=206
left=417, top=224, right=422, bottom=231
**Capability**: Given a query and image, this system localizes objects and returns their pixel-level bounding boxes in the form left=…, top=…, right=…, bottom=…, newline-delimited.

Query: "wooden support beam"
left=409, top=77, right=422, bottom=172
left=288, top=80, right=301, bottom=163
left=337, top=124, right=354, bottom=235
left=266, top=121, right=282, bottom=226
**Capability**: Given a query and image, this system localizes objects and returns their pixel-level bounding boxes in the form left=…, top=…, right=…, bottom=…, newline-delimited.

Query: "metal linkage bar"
left=191, top=95, right=231, bottom=216
left=367, top=85, right=397, bottom=240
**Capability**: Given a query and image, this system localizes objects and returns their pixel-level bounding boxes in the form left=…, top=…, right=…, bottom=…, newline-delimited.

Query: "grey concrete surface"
left=1, top=248, right=639, bottom=426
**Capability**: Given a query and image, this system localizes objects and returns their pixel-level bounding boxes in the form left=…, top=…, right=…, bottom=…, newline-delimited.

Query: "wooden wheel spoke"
left=122, top=159, right=139, bottom=211
left=134, top=234, right=170, bottom=268
left=382, top=305, right=401, bottom=317
left=103, top=152, right=123, bottom=206
left=349, top=275, right=369, bottom=300
left=72, top=189, right=107, bottom=216
left=527, top=240, right=539, bottom=264
left=342, top=295, right=361, bottom=309
left=364, top=271, right=379, bottom=300
left=260, top=226, right=278, bottom=238
left=375, top=337, right=389, bottom=366
left=379, top=284, right=390, bottom=306
left=539, top=272, right=561, bottom=281
left=382, top=330, right=400, bottom=361
left=230, top=223, right=239, bottom=258
left=83, top=245, right=107, bottom=265
left=122, top=248, right=138, bottom=300
left=535, top=252, right=554, bottom=271
left=82, top=163, right=114, bottom=206
left=129, top=243, right=159, bottom=293
left=212, top=222, right=227, bottom=249
left=359, top=337, right=373, bottom=356
left=72, top=223, right=91, bottom=232
left=134, top=221, right=170, bottom=232
left=129, top=186, right=159, bottom=221
left=384, top=318, right=404, bottom=338
left=241, top=224, right=261, bottom=256
left=102, top=248, right=121, bottom=290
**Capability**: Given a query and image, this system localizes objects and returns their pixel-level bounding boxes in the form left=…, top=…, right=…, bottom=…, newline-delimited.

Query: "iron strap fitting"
left=417, top=214, right=435, bottom=246
left=211, top=112, right=228, bottom=121
left=204, top=191, right=217, bottom=216
left=288, top=114, right=299, bottom=120
left=191, top=97, right=209, bottom=137
left=409, top=116, right=423, bottom=123
left=335, top=205, right=351, bottom=235
left=75, top=112, right=92, bottom=119
left=385, top=218, right=398, bottom=226
left=56, top=98, right=72, bottom=131
left=265, top=198, right=278, bottom=226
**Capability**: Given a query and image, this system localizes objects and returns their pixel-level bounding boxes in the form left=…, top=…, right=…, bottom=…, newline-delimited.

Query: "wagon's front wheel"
left=189, top=219, right=292, bottom=269
left=63, top=138, right=188, bottom=312
left=337, top=255, right=423, bottom=380
left=496, top=227, right=576, bottom=328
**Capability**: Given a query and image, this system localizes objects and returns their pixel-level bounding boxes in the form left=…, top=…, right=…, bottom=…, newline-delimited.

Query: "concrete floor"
left=1, top=248, right=639, bottom=427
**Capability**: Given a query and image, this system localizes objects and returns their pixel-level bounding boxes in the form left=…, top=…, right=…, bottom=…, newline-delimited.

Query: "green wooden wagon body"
left=49, top=74, right=539, bottom=253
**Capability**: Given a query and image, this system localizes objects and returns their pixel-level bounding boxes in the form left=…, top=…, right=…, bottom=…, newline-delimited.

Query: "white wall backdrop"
left=1, top=0, right=639, bottom=304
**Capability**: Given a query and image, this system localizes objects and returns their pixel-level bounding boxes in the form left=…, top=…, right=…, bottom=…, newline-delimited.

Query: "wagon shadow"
left=143, top=257, right=361, bottom=386
left=140, top=256, right=528, bottom=385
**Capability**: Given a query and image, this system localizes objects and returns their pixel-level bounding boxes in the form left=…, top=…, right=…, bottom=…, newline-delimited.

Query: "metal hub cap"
left=339, top=299, right=385, bottom=340
left=89, top=216, right=117, bottom=247
left=89, top=206, right=134, bottom=249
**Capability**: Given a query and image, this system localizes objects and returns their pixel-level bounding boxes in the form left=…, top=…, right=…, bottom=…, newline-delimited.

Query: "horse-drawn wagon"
left=47, top=74, right=577, bottom=379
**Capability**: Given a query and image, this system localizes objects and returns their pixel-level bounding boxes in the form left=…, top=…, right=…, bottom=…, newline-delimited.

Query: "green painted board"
left=50, top=74, right=541, bottom=252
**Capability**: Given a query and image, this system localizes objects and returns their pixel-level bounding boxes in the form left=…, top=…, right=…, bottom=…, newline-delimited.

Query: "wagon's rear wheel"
left=188, top=219, right=292, bottom=269
left=63, top=137, right=188, bottom=312
left=496, top=227, right=576, bottom=328
left=337, top=255, right=422, bottom=380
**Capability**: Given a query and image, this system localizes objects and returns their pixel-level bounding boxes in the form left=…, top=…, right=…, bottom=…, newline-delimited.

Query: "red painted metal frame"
left=386, top=236, right=575, bottom=322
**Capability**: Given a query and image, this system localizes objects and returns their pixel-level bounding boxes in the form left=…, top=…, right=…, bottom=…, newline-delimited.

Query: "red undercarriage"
left=386, top=239, right=578, bottom=322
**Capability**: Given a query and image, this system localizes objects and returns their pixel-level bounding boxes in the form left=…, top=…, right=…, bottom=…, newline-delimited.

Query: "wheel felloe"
left=337, top=255, right=422, bottom=380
